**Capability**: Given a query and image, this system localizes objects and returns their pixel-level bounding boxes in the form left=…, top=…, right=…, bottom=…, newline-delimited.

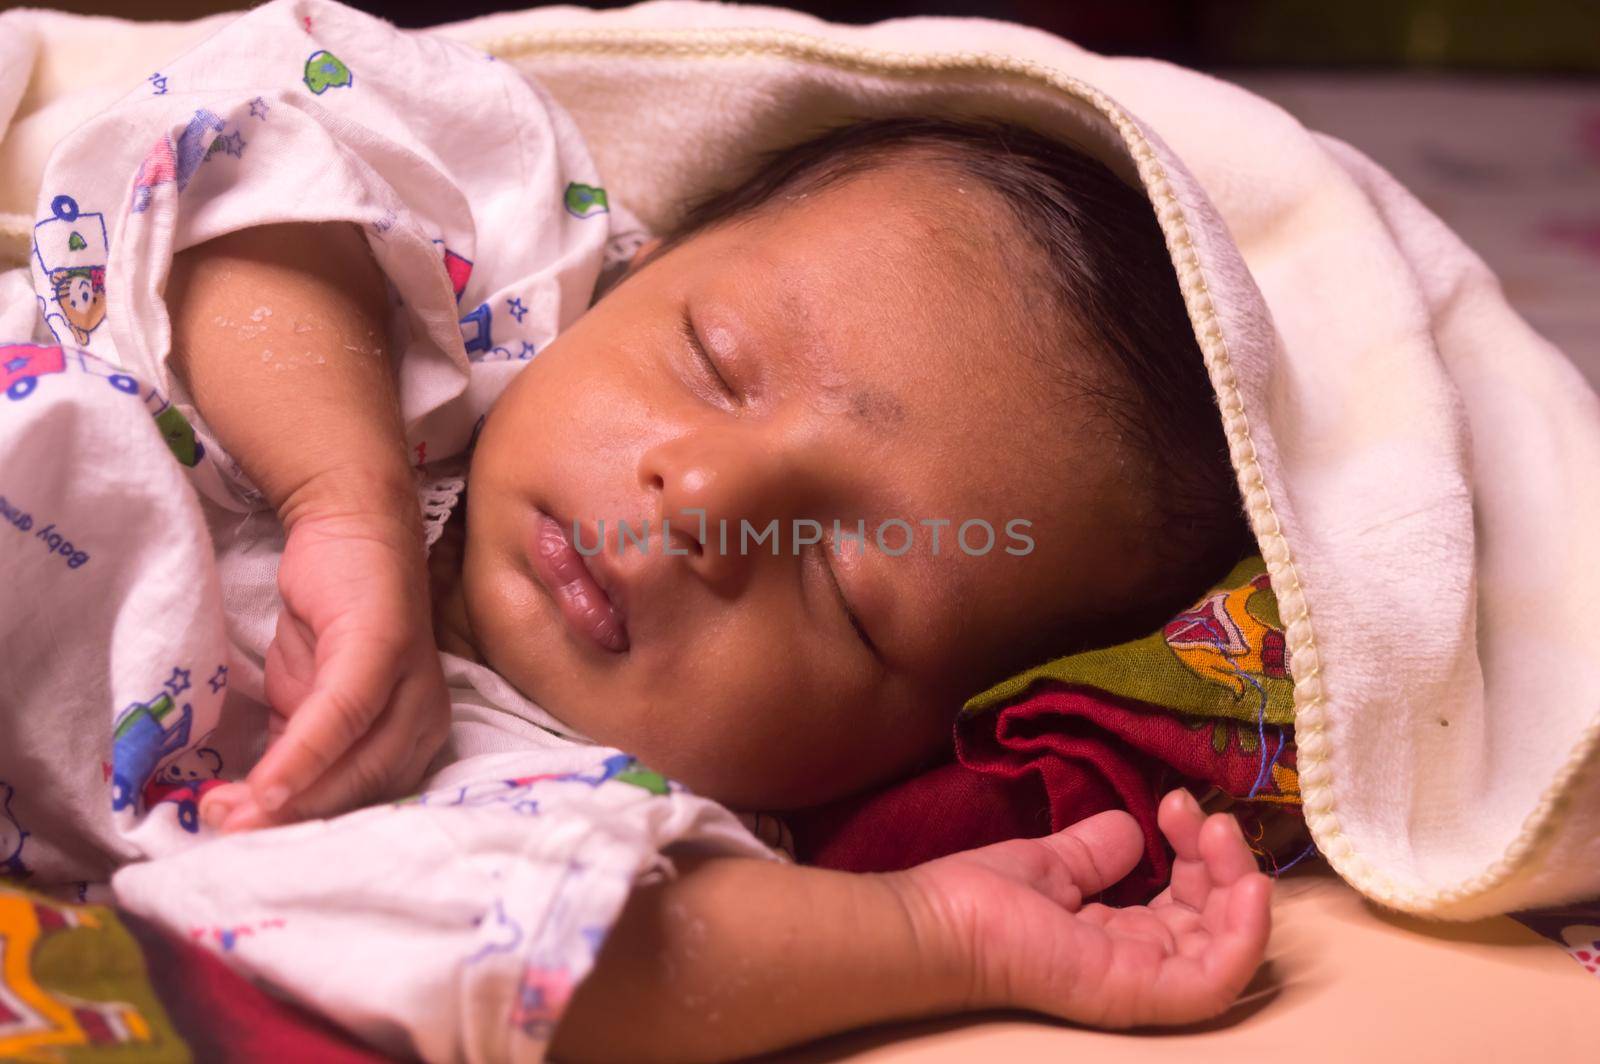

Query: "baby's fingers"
left=225, top=669, right=447, bottom=830
left=1203, top=872, right=1273, bottom=997
left=1199, top=812, right=1261, bottom=889
left=1156, top=790, right=1211, bottom=911
left=248, top=630, right=401, bottom=812
left=198, top=781, right=254, bottom=831
left=286, top=670, right=446, bottom=819
left=1149, top=873, right=1273, bottom=1025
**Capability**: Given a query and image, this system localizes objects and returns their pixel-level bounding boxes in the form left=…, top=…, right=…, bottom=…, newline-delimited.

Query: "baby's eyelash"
left=822, top=549, right=880, bottom=659
left=680, top=309, right=734, bottom=398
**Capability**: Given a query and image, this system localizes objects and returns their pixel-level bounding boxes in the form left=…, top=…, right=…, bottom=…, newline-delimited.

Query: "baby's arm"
left=166, top=223, right=450, bottom=827
left=167, top=223, right=412, bottom=531
left=554, top=791, right=1271, bottom=1062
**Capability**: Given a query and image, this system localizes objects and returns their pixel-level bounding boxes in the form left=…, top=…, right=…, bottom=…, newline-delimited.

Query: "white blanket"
left=1, top=0, right=1595, bottom=927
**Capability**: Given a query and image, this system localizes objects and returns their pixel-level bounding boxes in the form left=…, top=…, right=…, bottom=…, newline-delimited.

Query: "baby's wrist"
left=876, top=869, right=989, bottom=1014
left=276, top=461, right=421, bottom=543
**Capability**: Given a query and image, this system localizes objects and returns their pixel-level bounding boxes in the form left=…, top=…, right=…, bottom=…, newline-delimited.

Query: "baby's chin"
left=509, top=678, right=851, bottom=810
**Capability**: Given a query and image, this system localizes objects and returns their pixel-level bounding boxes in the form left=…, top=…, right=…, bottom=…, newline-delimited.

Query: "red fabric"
left=789, top=683, right=1296, bottom=904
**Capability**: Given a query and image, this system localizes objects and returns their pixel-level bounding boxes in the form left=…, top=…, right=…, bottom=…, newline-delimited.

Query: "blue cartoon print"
left=563, top=183, right=608, bottom=219
left=303, top=50, right=353, bottom=94
left=131, top=109, right=225, bottom=214
left=206, top=130, right=247, bottom=160
left=0, top=782, right=29, bottom=880
left=403, top=754, right=674, bottom=815
left=460, top=302, right=492, bottom=357
left=466, top=898, right=524, bottom=965
left=33, top=196, right=108, bottom=346
left=110, top=675, right=196, bottom=816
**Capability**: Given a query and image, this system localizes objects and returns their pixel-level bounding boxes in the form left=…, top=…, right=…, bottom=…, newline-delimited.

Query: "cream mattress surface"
left=773, top=871, right=1593, bottom=1063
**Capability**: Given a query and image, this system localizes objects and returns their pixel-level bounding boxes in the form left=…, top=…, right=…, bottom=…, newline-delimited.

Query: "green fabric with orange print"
left=0, top=883, right=188, bottom=1063
left=964, top=555, right=1294, bottom=728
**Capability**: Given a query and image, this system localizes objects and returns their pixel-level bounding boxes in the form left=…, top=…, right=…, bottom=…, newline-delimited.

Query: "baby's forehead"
left=813, top=155, right=1025, bottom=261
left=728, top=165, right=1041, bottom=324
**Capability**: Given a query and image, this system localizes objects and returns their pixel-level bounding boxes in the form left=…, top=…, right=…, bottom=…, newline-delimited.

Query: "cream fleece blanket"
left=2, top=1, right=1596, bottom=921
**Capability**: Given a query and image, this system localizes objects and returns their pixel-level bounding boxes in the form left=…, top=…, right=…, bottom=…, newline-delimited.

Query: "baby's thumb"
left=249, top=633, right=397, bottom=815
left=264, top=607, right=317, bottom=719
left=199, top=781, right=255, bottom=832
left=1045, top=810, right=1145, bottom=896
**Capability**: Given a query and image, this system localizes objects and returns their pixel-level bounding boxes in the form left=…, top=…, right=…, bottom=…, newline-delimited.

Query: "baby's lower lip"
left=527, top=511, right=629, bottom=653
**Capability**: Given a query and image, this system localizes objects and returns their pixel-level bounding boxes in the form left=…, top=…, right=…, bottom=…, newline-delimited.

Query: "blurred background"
left=23, top=0, right=1600, bottom=71
left=8, top=0, right=1599, bottom=378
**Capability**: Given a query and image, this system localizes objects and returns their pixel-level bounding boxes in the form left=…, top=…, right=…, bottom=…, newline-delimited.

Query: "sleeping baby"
left=0, top=1, right=1271, bottom=1059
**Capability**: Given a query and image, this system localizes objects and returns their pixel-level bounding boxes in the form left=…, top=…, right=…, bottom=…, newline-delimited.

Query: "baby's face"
left=462, top=163, right=1152, bottom=810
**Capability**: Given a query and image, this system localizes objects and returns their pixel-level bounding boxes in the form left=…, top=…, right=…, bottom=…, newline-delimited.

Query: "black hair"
left=660, top=116, right=1253, bottom=633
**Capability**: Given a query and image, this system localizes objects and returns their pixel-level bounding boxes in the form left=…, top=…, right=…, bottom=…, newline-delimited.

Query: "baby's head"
left=461, top=117, right=1250, bottom=810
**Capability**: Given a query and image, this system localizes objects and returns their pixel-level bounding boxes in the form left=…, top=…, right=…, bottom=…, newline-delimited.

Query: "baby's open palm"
left=901, top=789, right=1272, bottom=1028
left=202, top=513, right=451, bottom=830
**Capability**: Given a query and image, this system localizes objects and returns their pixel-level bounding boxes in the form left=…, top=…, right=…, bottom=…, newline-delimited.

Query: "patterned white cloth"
left=0, top=2, right=772, bottom=1060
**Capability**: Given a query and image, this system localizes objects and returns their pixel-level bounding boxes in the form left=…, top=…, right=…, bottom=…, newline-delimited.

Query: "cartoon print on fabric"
left=466, top=898, right=524, bottom=965
left=206, top=130, right=247, bottom=161
left=435, top=243, right=474, bottom=303
left=1, top=344, right=69, bottom=401
left=190, top=916, right=286, bottom=953
left=0, top=783, right=29, bottom=880
left=0, top=891, right=166, bottom=1056
left=303, top=50, right=353, bottom=94
left=505, top=869, right=611, bottom=1045
left=400, top=754, right=675, bottom=814
left=2, top=344, right=136, bottom=402
left=130, top=137, right=176, bottom=214
left=1511, top=904, right=1600, bottom=979
left=511, top=965, right=576, bottom=1042
left=1561, top=924, right=1600, bottom=978
left=0, top=345, right=207, bottom=467
left=143, top=386, right=206, bottom=468
left=110, top=673, right=197, bottom=818
left=563, top=183, right=608, bottom=219
left=33, top=196, right=108, bottom=346
left=131, top=109, right=226, bottom=215
left=460, top=302, right=493, bottom=357
left=143, top=742, right=225, bottom=834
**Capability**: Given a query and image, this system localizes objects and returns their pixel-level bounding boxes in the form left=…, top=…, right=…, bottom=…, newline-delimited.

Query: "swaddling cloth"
left=1, top=2, right=774, bottom=1060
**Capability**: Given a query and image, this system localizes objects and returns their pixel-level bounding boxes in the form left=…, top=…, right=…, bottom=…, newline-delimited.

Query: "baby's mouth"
left=527, top=510, right=629, bottom=653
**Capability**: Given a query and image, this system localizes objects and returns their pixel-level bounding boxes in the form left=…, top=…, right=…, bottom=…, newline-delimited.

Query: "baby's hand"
left=894, top=789, right=1272, bottom=1028
left=201, top=510, right=451, bottom=831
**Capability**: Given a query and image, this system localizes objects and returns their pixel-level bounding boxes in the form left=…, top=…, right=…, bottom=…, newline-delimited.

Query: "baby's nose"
left=639, top=433, right=793, bottom=532
left=637, top=432, right=802, bottom=590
